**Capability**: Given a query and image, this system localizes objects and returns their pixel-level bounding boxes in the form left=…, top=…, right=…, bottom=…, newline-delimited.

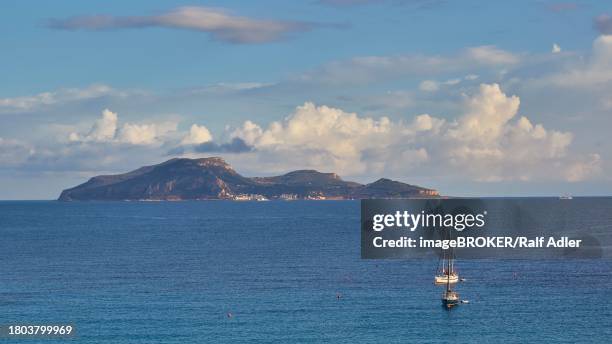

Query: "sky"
left=1, top=0, right=612, bottom=199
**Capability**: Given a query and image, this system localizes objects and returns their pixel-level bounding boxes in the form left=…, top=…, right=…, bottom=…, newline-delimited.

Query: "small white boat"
left=559, top=194, right=573, bottom=200
left=434, top=251, right=459, bottom=284
left=434, top=272, right=459, bottom=284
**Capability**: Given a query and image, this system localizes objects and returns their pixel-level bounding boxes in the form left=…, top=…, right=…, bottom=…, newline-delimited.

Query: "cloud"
left=70, top=110, right=248, bottom=156
left=514, top=35, right=612, bottom=120
left=181, top=124, right=213, bottom=145
left=0, top=137, right=34, bottom=167
left=545, top=35, right=612, bottom=87
left=0, top=84, right=603, bottom=188
left=318, top=0, right=444, bottom=8
left=419, top=80, right=440, bottom=92
left=547, top=2, right=578, bottom=13
left=187, top=82, right=273, bottom=95
left=168, top=137, right=252, bottom=155
left=419, top=78, right=462, bottom=92
left=227, top=84, right=599, bottom=182
left=230, top=102, right=399, bottom=174
left=194, top=138, right=252, bottom=153
left=0, top=84, right=136, bottom=113
left=318, top=0, right=382, bottom=5
left=48, top=6, right=321, bottom=44
left=594, top=14, right=612, bottom=35
left=70, top=109, right=118, bottom=142
left=361, top=90, right=415, bottom=110
left=448, top=83, right=520, bottom=143
left=552, top=43, right=561, bottom=53
left=297, top=45, right=521, bottom=85
left=442, top=84, right=576, bottom=181
left=20, top=141, right=167, bottom=175
left=465, top=46, right=521, bottom=65
left=69, top=109, right=177, bottom=145
left=565, top=154, right=602, bottom=182
left=118, top=122, right=176, bottom=145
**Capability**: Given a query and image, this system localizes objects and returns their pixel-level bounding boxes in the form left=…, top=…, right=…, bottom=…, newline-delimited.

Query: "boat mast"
left=446, top=227, right=452, bottom=291
left=446, top=248, right=451, bottom=291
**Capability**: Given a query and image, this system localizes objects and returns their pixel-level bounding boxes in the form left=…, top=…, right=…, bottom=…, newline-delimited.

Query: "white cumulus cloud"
left=228, top=84, right=599, bottom=182
left=118, top=123, right=176, bottom=145
left=181, top=124, right=213, bottom=145
left=69, top=109, right=177, bottom=145
left=70, top=109, right=118, bottom=142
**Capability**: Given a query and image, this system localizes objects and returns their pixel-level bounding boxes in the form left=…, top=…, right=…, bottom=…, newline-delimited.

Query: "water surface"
left=1, top=200, right=610, bottom=343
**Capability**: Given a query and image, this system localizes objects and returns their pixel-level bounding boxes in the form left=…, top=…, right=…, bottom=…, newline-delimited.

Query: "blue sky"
left=1, top=0, right=612, bottom=199
left=0, top=1, right=602, bottom=93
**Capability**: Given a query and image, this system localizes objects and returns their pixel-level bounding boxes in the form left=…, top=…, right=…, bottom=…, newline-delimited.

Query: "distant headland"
left=58, top=157, right=439, bottom=201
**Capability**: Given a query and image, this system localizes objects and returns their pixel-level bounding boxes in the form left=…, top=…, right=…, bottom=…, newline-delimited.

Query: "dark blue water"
left=0, top=201, right=611, bottom=343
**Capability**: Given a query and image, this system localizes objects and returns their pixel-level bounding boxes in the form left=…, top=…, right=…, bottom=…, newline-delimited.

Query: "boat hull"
left=434, top=274, right=459, bottom=285
left=441, top=290, right=459, bottom=309
left=442, top=298, right=459, bottom=309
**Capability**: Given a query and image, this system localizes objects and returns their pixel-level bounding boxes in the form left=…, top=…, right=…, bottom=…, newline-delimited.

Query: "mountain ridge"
left=58, top=157, right=439, bottom=201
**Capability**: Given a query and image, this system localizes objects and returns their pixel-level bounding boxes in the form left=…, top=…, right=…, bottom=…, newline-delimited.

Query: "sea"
left=0, top=200, right=611, bottom=343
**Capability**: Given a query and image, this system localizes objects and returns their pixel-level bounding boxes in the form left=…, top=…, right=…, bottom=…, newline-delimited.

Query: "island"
left=58, top=157, right=439, bottom=201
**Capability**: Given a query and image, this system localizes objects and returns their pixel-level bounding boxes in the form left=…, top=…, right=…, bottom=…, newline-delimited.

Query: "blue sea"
left=1, top=200, right=611, bottom=343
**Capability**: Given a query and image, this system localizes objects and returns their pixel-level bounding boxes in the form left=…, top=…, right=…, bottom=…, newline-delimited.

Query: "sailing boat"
left=441, top=252, right=460, bottom=309
left=434, top=249, right=459, bottom=285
